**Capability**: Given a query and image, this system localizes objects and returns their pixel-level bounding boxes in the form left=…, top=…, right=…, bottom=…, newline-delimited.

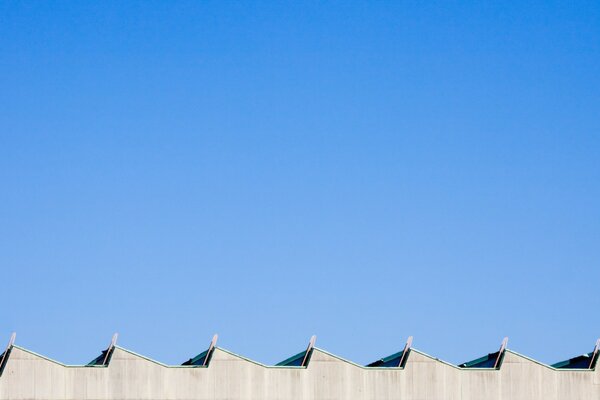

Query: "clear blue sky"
left=1, top=1, right=599, bottom=367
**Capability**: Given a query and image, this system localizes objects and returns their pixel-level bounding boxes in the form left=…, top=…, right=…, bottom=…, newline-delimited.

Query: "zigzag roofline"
left=4, top=343, right=598, bottom=372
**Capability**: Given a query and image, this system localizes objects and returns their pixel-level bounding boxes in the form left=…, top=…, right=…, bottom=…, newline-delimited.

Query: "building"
left=1, top=333, right=599, bottom=400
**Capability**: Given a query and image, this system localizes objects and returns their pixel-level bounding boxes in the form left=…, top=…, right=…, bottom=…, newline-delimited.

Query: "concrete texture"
left=1, top=345, right=599, bottom=400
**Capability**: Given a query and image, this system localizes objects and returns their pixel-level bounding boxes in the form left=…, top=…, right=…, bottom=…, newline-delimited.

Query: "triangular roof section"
left=276, top=335, right=316, bottom=367
left=458, top=337, right=508, bottom=369
left=87, top=333, right=118, bottom=366
left=367, top=336, right=413, bottom=368
left=552, top=339, right=600, bottom=370
left=0, top=332, right=16, bottom=377
left=182, top=334, right=218, bottom=367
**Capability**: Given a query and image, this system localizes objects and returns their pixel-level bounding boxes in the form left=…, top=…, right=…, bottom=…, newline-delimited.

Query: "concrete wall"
left=1, top=345, right=599, bottom=400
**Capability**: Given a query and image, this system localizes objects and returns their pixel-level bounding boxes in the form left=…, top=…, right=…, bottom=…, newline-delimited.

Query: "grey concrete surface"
left=1, top=345, right=598, bottom=400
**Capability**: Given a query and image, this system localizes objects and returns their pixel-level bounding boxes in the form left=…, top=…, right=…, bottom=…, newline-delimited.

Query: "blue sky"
left=1, top=1, right=599, bottom=366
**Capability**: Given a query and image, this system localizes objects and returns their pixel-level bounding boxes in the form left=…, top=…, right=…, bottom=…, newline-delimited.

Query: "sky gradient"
left=1, top=1, right=599, bottom=367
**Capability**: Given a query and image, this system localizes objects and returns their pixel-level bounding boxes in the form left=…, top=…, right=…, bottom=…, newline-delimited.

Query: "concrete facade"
left=1, top=344, right=599, bottom=400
